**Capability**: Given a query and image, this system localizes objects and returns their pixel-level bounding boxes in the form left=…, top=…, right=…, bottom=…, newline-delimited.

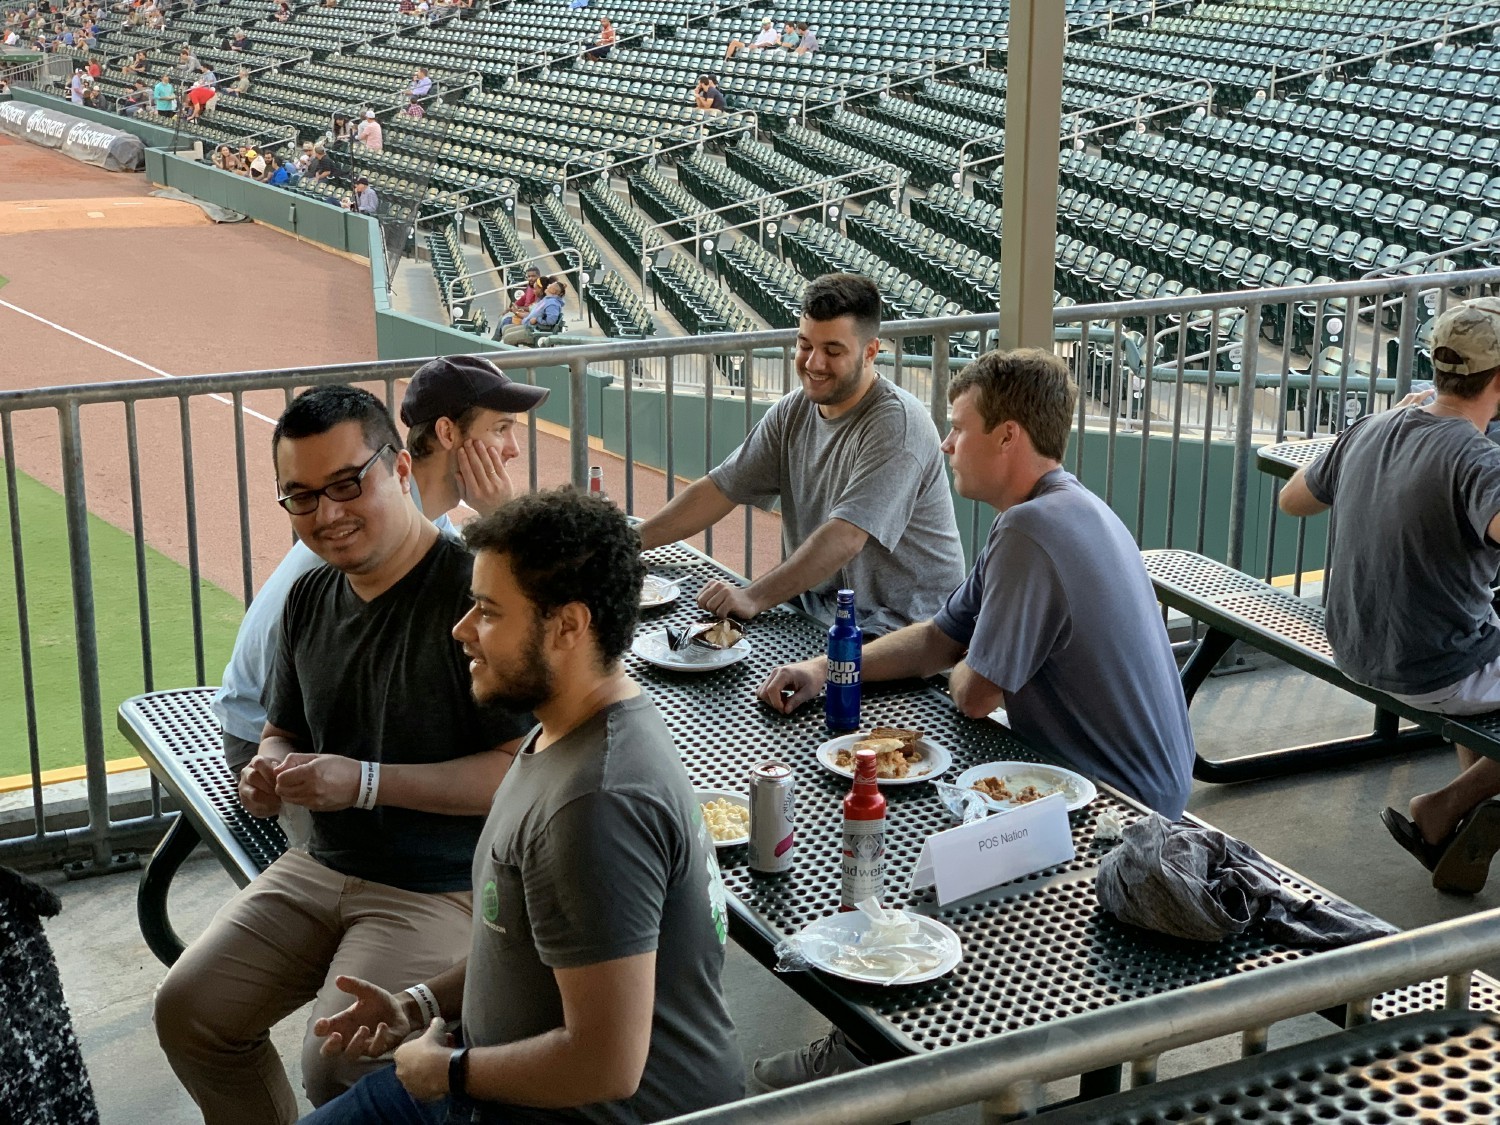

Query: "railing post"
left=57, top=401, right=119, bottom=873
left=568, top=357, right=588, bottom=490
left=1225, top=302, right=1262, bottom=572
left=930, top=336, right=951, bottom=433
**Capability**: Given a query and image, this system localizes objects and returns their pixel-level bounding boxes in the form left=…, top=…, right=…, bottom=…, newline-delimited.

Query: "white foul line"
left=0, top=297, right=279, bottom=426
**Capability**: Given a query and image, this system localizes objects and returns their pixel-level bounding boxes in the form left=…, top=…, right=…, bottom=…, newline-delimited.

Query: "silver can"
left=747, top=760, right=796, bottom=874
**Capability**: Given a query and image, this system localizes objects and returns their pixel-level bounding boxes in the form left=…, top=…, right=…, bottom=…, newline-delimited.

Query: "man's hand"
left=238, top=756, right=282, bottom=818
left=757, top=658, right=824, bottom=713
left=274, top=752, right=360, bottom=811
left=393, top=1018, right=454, bottom=1102
left=455, top=439, right=515, bottom=517
left=696, top=579, right=759, bottom=621
left=314, top=975, right=415, bottom=1059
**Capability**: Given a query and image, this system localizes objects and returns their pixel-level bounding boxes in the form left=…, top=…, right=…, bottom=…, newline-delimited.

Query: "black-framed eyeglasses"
left=277, top=444, right=392, bottom=515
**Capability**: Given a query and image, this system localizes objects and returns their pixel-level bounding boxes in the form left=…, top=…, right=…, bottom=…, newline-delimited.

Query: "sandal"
left=1431, top=799, right=1500, bottom=896
left=1381, top=806, right=1453, bottom=873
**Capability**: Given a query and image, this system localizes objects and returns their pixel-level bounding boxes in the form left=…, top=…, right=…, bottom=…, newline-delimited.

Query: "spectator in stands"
left=693, top=72, right=725, bottom=112
left=67, top=66, right=83, bottom=104
left=794, top=20, right=817, bottom=54
left=498, top=266, right=546, bottom=328
left=265, top=152, right=292, bottom=186
left=273, top=0, right=291, bottom=20
left=294, top=140, right=317, bottom=176
left=240, top=144, right=267, bottom=177
left=197, top=62, right=216, bottom=87
left=184, top=78, right=216, bottom=118
left=751, top=347, right=1197, bottom=1091
left=397, top=0, right=414, bottom=13
left=232, top=64, right=251, bottom=94
left=300, top=491, right=742, bottom=1125
left=151, top=72, right=176, bottom=115
left=583, top=15, right=614, bottom=59
left=81, top=80, right=103, bottom=108
left=327, top=111, right=355, bottom=146
left=1281, top=298, right=1500, bottom=894
left=210, top=143, right=239, bottom=170
left=229, top=26, right=249, bottom=50
left=355, top=108, right=383, bottom=152
left=346, top=176, right=379, bottom=214
left=122, top=48, right=147, bottom=77
left=155, top=384, right=534, bottom=1125
left=636, top=272, right=966, bottom=636
left=725, top=16, right=778, bottom=57
left=173, top=44, right=199, bottom=77
left=499, top=280, right=567, bottom=346
left=84, top=53, right=100, bottom=78
left=408, top=65, right=431, bottom=97
left=306, top=142, right=335, bottom=180
left=120, top=78, right=150, bottom=116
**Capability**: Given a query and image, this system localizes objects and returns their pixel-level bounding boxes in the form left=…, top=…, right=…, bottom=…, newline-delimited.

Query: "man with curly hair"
left=303, top=490, right=742, bottom=1124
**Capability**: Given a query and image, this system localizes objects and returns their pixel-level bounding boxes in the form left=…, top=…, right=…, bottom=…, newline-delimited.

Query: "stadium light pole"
left=997, top=0, right=1065, bottom=351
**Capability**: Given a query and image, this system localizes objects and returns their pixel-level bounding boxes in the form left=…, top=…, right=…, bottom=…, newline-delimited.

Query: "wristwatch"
left=448, top=1046, right=471, bottom=1098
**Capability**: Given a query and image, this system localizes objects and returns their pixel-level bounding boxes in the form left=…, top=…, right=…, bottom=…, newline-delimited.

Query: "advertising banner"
left=0, top=97, right=145, bottom=171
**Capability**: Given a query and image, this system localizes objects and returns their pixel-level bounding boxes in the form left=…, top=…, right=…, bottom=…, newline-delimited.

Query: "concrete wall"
left=22, top=85, right=178, bottom=150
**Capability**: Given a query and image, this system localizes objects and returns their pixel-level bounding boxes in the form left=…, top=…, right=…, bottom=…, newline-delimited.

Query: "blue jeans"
left=298, top=1065, right=516, bottom=1125
left=297, top=1065, right=448, bottom=1125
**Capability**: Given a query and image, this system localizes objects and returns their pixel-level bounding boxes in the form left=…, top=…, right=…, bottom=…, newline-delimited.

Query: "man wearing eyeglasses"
left=158, top=381, right=538, bottom=1125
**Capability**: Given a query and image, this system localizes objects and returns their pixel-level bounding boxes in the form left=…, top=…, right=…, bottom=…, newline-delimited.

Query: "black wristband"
left=448, top=1046, right=470, bottom=1098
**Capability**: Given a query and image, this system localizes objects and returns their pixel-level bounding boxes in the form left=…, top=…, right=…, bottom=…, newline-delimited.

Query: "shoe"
left=1431, top=799, right=1500, bottom=895
left=748, top=1028, right=868, bottom=1093
left=1381, top=806, right=1454, bottom=872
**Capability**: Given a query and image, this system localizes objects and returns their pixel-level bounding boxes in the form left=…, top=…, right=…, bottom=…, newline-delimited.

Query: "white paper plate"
left=632, top=628, right=751, bottom=672
left=797, top=911, right=963, bottom=985
left=814, top=734, right=952, bottom=786
left=640, top=576, right=680, bottom=609
left=952, top=761, right=1098, bottom=813
left=695, top=788, right=749, bottom=849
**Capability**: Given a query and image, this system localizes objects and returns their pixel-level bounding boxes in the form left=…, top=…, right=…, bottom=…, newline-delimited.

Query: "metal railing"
left=660, top=906, right=1500, bottom=1124
left=1265, top=1, right=1500, bottom=96
left=795, top=51, right=977, bottom=126
left=4, top=265, right=1498, bottom=875
left=560, top=109, right=760, bottom=192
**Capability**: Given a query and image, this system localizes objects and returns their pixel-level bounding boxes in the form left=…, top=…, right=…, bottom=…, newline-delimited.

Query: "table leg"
left=137, top=812, right=202, bottom=968
left=1178, top=628, right=1236, bottom=706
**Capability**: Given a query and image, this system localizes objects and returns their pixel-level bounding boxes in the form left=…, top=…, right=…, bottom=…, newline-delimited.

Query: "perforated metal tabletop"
left=1257, top=436, right=1334, bottom=481
left=118, top=540, right=1500, bottom=1057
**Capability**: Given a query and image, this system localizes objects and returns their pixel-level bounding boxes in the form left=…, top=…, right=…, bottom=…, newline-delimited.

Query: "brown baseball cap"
left=400, top=354, right=549, bottom=427
left=1431, top=297, right=1500, bottom=377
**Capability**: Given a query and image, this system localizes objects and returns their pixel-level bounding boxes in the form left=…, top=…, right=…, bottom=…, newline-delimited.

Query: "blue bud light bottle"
left=825, top=589, right=862, bottom=732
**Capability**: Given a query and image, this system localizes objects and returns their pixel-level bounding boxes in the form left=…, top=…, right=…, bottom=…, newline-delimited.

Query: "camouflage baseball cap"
left=1431, top=296, right=1500, bottom=377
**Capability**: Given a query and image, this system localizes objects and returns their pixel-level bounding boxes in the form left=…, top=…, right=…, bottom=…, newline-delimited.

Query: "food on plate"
left=833, top=729, right=925, bottom=779
left=701, top=797, right=750, bottom=841
left=697, top=619, right=745, bottom=649
left=970, top=776, right=1054, bottom=804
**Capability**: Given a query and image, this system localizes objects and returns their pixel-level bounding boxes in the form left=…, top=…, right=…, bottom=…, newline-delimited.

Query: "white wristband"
left=356, top=761, right=381, bottom=811
left=403, top=982, right=440, bottom=1026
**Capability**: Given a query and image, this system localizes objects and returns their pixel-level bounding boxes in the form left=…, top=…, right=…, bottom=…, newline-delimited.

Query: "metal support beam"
left=998, top=0, right=1065, bottom=350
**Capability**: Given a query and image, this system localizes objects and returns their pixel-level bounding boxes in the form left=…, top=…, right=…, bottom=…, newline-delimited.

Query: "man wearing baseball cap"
left=213, top=355, right=548, bottom=787
left=1281, top=296, right=1500, bottom=893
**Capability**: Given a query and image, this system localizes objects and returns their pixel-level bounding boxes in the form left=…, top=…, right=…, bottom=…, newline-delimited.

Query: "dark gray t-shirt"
left=1304, top=407, right=1500, bottom=694
left=709, top=376, right=965, bottom=636
left=463, top=693, right=742, bottom=1124
left=265, top=535, right=530, bottom=893
left=931, top=469, right=1195, bottom=817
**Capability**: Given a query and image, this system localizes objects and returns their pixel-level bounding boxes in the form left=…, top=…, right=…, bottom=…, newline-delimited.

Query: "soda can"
left=747, top=760, right=796, bottom=874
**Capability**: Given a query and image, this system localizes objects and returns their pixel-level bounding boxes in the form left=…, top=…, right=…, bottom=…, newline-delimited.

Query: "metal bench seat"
left=1140, top=549, right=1500, bottom=783
left=1039, top=1009, right=1500, bottom=1125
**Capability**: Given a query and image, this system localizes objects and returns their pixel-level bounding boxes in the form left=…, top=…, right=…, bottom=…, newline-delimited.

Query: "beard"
left=472, top=615, right=553, bottom=713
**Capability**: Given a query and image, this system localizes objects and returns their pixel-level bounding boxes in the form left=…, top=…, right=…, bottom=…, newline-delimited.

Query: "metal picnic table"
left=118, top=539, right=1500, bottom=1110
left=1255, top=436, right=1333, bottom=481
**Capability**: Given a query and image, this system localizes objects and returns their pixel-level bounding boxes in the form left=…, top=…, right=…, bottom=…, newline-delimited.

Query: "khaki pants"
left=154, top=848, right=472, bottom=1125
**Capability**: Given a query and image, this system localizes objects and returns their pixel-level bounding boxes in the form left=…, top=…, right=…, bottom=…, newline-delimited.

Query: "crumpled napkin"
left=1097, top=814, right=1398, bottom=948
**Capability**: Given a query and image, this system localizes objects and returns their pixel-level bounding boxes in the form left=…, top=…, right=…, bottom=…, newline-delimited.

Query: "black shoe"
left=1431, top=799, right=1500, bottom=895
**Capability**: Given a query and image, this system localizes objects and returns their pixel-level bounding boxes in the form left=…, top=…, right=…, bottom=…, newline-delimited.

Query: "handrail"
left=561, top=109, right=758, bottom=191
left=657, top=906, right=1500, bottom=1124
left=796, top=51, right=975, bottom=125
left=410, top=189, right=514, bottom=230
left=638, top=166, right=908, bottom=303
left=1365, top=234, right=1500, bottom=280
left=1266, top=2, right=1500, bottom=97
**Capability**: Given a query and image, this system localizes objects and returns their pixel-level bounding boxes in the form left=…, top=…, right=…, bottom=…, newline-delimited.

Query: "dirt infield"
left=0, top=140, right=780, bottom=607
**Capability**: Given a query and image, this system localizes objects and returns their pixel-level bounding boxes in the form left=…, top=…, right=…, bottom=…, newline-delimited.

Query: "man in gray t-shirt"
left=1281, top=296, right=1500, bottom=894
left=637, top=272, right=964, bottom=637
left=753, top=348, right=1195, bottom=1092
left=306, top=490, right=741, bottom=1124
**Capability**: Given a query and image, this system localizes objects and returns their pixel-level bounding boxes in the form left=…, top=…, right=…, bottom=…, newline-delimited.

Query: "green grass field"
left=0, top=465, right=244, bottom=777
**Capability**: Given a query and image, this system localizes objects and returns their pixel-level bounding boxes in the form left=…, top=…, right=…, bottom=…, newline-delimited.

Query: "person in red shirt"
left=185, top=81, right=216, bottom=117
left=584, top=16, right=614, bottom=59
